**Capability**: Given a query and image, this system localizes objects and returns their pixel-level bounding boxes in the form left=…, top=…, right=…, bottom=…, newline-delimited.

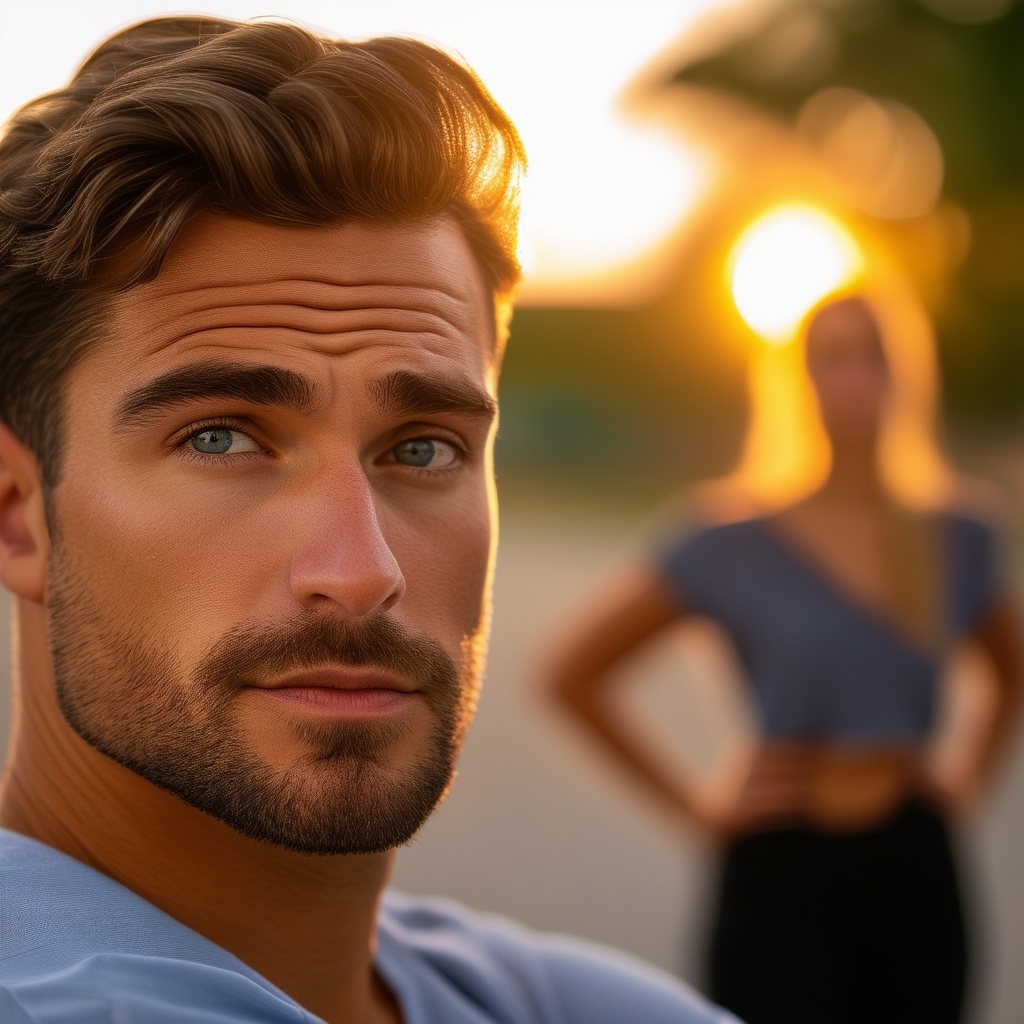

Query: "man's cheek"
left=55, top=488, right=253, bottom=631
left=408, top=534, right=492, bottom=640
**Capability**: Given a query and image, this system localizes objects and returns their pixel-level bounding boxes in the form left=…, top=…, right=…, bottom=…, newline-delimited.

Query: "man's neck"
left=0, top=600, right=402, bottom=1024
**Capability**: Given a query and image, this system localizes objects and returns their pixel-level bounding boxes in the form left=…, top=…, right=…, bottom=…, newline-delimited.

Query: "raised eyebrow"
left=116, top=362, right=322, bottom=426
left=368, top=369, right=497, bottom=421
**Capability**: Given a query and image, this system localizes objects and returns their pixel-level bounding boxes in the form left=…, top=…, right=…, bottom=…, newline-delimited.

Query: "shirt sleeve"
left=654, top=524, right=732, bottom=619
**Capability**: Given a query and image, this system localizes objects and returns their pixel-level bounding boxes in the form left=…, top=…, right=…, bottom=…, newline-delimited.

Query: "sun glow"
left=0, top=0, right=735, bottom=305
left=517, top=120, right=702, bottom=303
left=729, top=206, right=863, bottom=344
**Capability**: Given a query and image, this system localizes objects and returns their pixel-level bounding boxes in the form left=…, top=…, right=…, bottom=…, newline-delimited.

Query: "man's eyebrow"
left=116, top=362, right=322, bottom=425
left=368, top=369, right=497, bottom=421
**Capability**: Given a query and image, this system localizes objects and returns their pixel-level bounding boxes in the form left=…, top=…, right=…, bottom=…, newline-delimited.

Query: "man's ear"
left=0, top=420, right=49, bottom=604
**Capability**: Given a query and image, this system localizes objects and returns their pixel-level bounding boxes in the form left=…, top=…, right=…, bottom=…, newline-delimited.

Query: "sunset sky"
left=0, top=0, right=755, bottom=302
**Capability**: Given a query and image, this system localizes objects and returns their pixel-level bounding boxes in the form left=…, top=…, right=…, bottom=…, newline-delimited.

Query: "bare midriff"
left=745, top=740, right=929, bottom=834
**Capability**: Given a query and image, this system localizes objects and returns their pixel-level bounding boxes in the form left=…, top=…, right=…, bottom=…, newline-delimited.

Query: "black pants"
left=709, top=801, right=968, bottom=1024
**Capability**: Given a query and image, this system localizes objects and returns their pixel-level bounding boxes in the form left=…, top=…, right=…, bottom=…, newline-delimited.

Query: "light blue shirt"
left=0, top=829, right=739, bottom=1023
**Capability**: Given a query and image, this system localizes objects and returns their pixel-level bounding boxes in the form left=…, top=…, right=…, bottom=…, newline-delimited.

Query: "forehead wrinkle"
left=126, top=298, right=479, bottom=360
left=143, top=325, right=465, bottom=362
left=132, top=278, right=472, bottom=327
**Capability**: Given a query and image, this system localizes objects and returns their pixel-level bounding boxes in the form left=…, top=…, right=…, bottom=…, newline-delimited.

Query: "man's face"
left=44, top=214, right=498, bottom=855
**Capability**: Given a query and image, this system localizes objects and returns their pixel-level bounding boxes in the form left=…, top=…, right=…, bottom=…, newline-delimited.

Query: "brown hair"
left=0, top=16, right=525, bottom=485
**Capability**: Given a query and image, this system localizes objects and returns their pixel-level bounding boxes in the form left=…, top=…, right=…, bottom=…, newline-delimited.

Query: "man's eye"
left=188, top=428, right=259, bottom=455
left=391, top=438, right=459, bottom=470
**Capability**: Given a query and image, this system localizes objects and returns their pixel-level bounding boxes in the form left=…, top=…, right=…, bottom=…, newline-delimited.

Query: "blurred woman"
left=544, top=293, right=1022, bottom=1024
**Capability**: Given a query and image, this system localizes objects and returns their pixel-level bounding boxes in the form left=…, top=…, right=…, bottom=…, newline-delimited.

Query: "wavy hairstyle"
left=0, top=17, right=525, bottom=485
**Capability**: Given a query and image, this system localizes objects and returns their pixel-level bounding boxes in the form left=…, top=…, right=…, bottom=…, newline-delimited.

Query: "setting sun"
left=729, top=206, right=864, bottom=344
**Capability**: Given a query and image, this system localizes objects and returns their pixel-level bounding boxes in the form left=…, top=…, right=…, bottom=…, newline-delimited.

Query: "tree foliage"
left=674, top=0, right=1024, bottom=422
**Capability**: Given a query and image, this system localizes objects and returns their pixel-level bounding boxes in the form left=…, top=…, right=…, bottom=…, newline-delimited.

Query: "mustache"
left=193, top=613, right=459, bottom=701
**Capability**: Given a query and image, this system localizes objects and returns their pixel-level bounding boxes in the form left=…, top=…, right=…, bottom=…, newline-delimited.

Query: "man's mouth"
left=249, top=667, right=420, bottom=717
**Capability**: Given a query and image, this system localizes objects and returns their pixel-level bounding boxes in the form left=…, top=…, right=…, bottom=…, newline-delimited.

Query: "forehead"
left=84, top=213, right=495, bottom=395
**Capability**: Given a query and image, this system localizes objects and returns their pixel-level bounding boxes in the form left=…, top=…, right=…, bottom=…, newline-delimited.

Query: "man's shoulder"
left=379, top=891, right=739, bottom=1024
left=0, top=832, right=738, bottom=1023
left=0, top=829, right=307, bottom=1022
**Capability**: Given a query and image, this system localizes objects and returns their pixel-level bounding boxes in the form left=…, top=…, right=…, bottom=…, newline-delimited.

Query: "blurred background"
left=2, top=1, right=1024, bottom=1021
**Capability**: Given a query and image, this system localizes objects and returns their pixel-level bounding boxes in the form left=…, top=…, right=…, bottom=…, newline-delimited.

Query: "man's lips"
left=254, top=667, right=418, bottom=693
left=248, top=668, right=419, bottom=717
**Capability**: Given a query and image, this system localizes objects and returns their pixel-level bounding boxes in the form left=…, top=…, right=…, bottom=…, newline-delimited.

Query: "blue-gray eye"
left=393, top=438, right=437, bottom=467
left=190, top=428, right=258, bottom=455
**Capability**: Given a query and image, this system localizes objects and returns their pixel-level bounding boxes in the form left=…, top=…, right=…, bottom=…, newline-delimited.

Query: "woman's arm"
left=543, top=560, right=726, bottom=836
left=966, top=594, right=1024, bottom=790
left=545, top=562, right=697, bottom=824
left=928, top=593, right=1024, bottom=813
left=544, top=558, right=822, bottom=838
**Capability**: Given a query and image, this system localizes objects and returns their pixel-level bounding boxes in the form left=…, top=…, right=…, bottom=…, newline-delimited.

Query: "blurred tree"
left=672, top=0, right=1024, bottom=424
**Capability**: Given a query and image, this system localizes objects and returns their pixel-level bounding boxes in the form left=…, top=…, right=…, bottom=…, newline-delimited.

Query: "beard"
left=46, top=550, right=480, bottom=856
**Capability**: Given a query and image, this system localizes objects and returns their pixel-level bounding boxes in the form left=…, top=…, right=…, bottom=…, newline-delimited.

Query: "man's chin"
left=59, top=714, right=452, bottom=856
left=150, top=742, right=457, bottom=856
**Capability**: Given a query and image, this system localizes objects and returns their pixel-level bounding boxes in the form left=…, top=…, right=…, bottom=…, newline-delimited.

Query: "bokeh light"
left=729, top=205, right=863, bottom=344
left=797, top=87, right=944, bottom=219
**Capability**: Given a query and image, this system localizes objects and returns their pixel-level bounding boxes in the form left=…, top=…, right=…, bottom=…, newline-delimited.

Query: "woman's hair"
left=0, top=16, right=525, bottom=485
left=706, top=280, right=953, bottom=518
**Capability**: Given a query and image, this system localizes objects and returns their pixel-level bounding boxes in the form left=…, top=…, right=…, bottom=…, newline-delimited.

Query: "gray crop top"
left=656, top=514, right=1000, bottom=744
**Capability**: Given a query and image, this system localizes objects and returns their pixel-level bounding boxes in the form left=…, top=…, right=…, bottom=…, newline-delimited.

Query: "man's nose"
left=288, top=463, right=405, bottom=618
